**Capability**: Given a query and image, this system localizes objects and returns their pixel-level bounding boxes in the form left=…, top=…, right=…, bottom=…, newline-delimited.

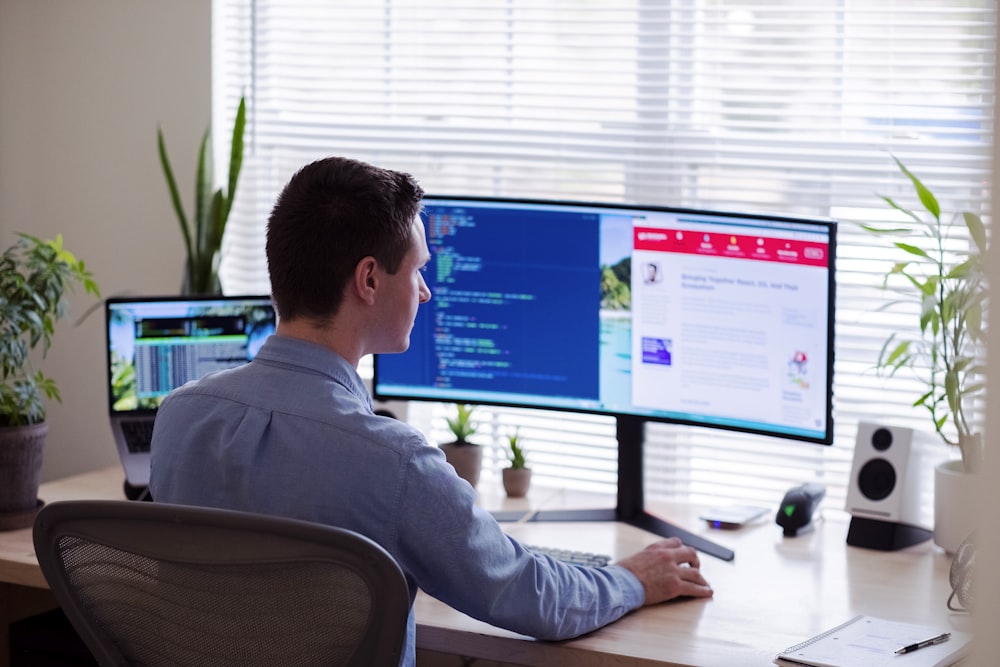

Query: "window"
left=213, top=0, right=994, bottom=523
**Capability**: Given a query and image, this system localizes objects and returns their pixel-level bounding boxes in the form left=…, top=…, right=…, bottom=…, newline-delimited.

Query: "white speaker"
left=845, top=421, right=933, bottom=550
left=363, top=378, right=409, bottom=423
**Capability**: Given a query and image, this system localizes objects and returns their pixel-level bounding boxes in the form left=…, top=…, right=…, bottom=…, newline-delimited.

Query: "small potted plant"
left=502, top=428, right=531, bottom=498
left=439, top=404, right=482, bottom=488
left=0, top=234, right=100, bottom=528
left=158, top=96, right=247, bottom=295
left=864, top=155, right=987, bottom=551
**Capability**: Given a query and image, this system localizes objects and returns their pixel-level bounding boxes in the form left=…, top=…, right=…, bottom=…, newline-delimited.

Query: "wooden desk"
left=415, top=491, right=966, bottom=666
left=0, top=468, right=966, bottom=667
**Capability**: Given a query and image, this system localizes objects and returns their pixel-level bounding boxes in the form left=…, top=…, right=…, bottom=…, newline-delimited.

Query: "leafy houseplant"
left=0, top=234, right=100, bottom=525
left=502, top=428, right=532, bottom=498
left=864, top=156, right=987, bottom=474
left=445, top=403, right=479, bottom=444
left=440, top=404, right=482, bottom=488
left=506, top=429, right=527, bottom=470
left=0, top=234, right=100, bottom=426
left=158, top=96, right=247, bottom=295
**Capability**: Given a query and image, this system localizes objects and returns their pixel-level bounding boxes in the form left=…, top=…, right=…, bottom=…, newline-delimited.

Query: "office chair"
left=32, top=500, right=410, bottom=667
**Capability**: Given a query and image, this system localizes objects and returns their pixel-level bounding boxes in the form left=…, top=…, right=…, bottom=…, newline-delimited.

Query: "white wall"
left=0, top=0, right=211, bottom=481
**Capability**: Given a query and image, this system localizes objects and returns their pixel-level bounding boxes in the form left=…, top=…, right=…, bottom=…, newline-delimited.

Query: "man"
left=150, top=156, right=712, bottom=666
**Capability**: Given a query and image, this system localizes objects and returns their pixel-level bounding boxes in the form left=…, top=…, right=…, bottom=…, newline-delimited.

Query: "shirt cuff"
left=605, top=563, right=645, bottom=610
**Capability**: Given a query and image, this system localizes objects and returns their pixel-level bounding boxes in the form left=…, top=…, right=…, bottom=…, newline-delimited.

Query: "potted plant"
left=0, top=234, right=100, bottom=529
left=158, top=95, right=247, bottom=295
left=501, top=428, right=531, bottom=498
left=864, top=156, right=987, bottom=551
left=439, top=404, right=482, bottom=489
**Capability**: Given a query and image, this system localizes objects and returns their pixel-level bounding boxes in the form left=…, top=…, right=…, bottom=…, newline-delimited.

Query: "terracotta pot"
left=934, top=459, right=980, bottom=554
left=0, top=422, right=47, bottom=529
left=502, top=468, right=532, bottom=498
left=439, top=441, right=483, bottom=489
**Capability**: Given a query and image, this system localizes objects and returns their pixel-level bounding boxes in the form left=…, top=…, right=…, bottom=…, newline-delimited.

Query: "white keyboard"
left=526, top=544, right=611, bottom=567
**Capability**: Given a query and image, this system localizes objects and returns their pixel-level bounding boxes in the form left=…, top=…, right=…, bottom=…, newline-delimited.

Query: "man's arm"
left=393, top=445, right=710, bottom=641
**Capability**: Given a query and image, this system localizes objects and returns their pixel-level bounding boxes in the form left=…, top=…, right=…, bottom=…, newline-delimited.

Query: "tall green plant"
left=0, top=234, right=100, bottom=426
left=157, top=96, right=247, bottom=294
left=864, top=156, right=987, bottom=471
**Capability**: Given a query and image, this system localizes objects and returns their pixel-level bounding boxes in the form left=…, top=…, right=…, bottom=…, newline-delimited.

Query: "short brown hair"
left=266, top=156, right=424, bottom=321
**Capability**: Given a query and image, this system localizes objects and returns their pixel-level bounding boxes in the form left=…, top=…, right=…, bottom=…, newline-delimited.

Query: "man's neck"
left=275, top=319, right=362, bottom=368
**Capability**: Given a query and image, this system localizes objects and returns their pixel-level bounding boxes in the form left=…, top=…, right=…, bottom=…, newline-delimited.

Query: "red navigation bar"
left=634, top=227, right=829, bottom=267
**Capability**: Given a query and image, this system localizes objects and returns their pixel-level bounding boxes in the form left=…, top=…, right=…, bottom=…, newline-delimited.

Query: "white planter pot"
left=934, top=459, right=980, bottom=554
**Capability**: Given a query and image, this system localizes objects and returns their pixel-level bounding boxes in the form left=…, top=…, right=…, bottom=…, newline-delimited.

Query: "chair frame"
left=33, top=499, right=410, bottom=667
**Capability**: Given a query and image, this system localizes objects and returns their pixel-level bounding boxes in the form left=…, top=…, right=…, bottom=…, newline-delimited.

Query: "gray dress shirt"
left=150, top=335, right=644, bottom=666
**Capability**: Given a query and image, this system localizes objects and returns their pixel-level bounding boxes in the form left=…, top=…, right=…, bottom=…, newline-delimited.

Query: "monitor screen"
left=105, top=295, right=277, bottom=415
left=374, top=196, right=835, bottom=445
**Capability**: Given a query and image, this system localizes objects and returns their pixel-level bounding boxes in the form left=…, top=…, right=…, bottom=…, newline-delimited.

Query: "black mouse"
left=775, top=483, right=826, bottom=536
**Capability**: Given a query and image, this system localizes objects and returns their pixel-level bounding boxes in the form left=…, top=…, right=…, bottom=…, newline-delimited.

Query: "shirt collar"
left=255, top=334, right=373, bottom=411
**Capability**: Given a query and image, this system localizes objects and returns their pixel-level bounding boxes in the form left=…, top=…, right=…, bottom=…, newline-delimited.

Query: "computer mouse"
left=775, top=482, right=826, bottom=537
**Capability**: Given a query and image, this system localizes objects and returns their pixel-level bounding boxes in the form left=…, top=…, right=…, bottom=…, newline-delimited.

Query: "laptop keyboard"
left=526, top=544, right=611, bottom=567
left=121, top=419, right=154, bottom=453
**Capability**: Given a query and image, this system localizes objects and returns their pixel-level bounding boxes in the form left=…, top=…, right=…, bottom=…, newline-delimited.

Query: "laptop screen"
left=105, top=295, right=277, bottom=416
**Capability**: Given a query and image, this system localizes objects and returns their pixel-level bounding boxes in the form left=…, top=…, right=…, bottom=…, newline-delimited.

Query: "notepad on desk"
left=774, top=615, right=972, bottom=667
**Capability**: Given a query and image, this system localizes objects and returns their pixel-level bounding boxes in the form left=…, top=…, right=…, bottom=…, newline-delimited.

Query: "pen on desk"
left=894, top=632, right=951, bottom=655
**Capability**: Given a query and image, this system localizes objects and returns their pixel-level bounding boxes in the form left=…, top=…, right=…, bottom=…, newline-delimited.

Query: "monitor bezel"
left=374, top=195, right=836, bottom=446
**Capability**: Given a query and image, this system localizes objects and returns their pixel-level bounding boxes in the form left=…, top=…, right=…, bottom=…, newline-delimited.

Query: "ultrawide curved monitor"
left=374, top=196, right=835, bottom=445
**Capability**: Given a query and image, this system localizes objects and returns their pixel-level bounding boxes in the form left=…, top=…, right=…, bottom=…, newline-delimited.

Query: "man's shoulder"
left=159, top=366, right=250, bottom=403
left=362, top=413, right=435, bottom=454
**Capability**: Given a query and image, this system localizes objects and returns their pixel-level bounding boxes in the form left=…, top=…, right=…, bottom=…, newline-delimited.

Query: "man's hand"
left=616, top=537, right=713, bottom=605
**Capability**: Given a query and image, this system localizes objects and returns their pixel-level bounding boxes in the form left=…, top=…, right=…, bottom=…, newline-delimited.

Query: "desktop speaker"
left=844, top=422, right=932, bottom=550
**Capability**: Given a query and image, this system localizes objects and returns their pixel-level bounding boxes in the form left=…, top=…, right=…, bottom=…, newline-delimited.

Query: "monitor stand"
left=492, top=415, right=735, bottom=561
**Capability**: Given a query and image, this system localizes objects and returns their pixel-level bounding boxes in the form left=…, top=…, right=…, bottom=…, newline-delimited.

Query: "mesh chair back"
left=33, top=500, right=410, bottom=667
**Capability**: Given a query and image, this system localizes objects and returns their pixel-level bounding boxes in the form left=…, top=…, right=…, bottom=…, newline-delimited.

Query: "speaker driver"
left=871, top=427, right=893, bottom=451
left=857, top=458, right=896, bottom=501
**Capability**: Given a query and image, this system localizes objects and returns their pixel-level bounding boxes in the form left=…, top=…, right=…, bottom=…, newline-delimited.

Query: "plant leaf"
left=894, top=242, right=931, bottom=260
left=894, top=155, right=941, bottom=219
left=945, top=258, right=974, bottom=280
left=880, top=195, right=923, bottom=225
left=157, top=128, right=193, bottom=261
left=966, top=302, right=983, bottom=340
left=209, top=189, right=226, bottom=265
left=194, top=127, right=213, bottom=270
left=964, top=211, right=987, bottom=255
left=945, top=368, right=960, bottom=412
left=224, top=96, right=247, bottom=221
left=883, top=340, right=910, bottom=367
left=914, top=389, right=933, bottom=408
left=860, top=223, right=912, bottom=234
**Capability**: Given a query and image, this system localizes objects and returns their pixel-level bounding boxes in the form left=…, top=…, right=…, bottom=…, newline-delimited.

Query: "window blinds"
left=213, top=0, right=994, bottom=521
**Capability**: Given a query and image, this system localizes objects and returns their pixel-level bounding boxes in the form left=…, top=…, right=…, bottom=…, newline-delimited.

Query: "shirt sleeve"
left=391, top=442, right=645, bottom=641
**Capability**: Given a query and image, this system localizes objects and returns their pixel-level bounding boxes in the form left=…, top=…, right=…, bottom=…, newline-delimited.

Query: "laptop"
left=105, top=294, right=277, bottom=489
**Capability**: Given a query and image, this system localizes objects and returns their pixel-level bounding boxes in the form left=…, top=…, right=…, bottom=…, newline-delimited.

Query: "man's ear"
left=355, top=257, right=379, bottom=305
